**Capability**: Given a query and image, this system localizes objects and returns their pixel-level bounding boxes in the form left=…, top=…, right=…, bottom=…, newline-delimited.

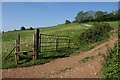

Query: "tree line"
left=65, top=9, right=120, bottom=24
left=16, top=9, right=120, bottom=31
left=4, top=9, right=120, bottom=32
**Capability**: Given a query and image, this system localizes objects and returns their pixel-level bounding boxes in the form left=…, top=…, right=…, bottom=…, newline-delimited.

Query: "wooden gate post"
left=34, top=29, right=39, bottom=59
left=15, top=34, right=20, bottom=64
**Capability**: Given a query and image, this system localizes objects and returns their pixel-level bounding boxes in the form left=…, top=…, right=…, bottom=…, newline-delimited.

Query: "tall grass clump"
left=101, top=42, right=120, bottom=79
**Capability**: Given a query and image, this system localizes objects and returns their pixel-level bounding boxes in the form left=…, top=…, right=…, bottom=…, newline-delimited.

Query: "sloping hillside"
left=2, top=23, right=91, bottom=68
left=2, top=21, right=118, bottom=69
left=2, top=29, right=118, bottom=78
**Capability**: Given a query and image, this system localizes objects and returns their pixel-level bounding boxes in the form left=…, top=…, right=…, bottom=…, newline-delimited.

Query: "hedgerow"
left=78, top=23, right=112, bottom=44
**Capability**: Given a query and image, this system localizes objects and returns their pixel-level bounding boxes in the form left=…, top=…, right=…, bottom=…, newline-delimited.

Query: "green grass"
left=2, top=21, right=118, bottom=69
left=78, top=56, right=95, bottom=64
left=85, top=21, right=119, bottom=30
left=104, top=21, right=119, bottom=29
left=2, top=23, right=87, bottom=69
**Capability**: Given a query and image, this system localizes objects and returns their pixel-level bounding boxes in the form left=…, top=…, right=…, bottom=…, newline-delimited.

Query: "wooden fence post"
left=15, top=34, right=20, bottom=64
left=34, top=29, right=39, bottom=59
left=56, top=36, right=59, bottom=51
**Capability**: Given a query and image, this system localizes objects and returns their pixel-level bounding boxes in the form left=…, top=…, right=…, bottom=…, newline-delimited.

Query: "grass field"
left=2, top=21, right=118, bottom=69
left=85, top=21, right=119, bottom=29
left=104, top=21, right=119, bottom=29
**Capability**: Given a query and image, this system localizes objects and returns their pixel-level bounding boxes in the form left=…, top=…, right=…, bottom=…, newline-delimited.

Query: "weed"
left=78, top=56, right=95, bottom=64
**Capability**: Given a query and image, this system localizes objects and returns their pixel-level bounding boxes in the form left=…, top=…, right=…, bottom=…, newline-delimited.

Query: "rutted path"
left=2, top=31, right=118, bottom=78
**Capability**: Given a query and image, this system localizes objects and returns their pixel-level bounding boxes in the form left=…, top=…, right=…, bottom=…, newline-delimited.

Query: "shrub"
left=28, top=27, right=34, bottom=30
left=14, top=29, right=17, bottom=31
left=20, top=26, right=26, bottom=30
left=78, top=23, right=112, bottom=44
left=72, top=20, right=78, bottom=23
left=65, top=20, right=71, bottom=24
left=102, top=42, right=120, bottom=79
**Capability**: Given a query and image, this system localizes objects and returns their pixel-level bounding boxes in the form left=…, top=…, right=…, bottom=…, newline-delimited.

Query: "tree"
left=75, top=10, right=118, bottom=23
left=28, top=27, right=34, bottom=30
left=65, top=20, right=71, bottom=24
left=20, top=26, right=26, bottom=30
left=75, top=11, right=84, bottom=23
left=86, top=16, right=94, bottom=22
left=107, top=12, right=116, bottom=21
left=72, top=20, right=77, bottom=23
left=117, top=9, right=120, bottom=20
left=95, top=11, right=107, bottom=21
left=75, top=11, right=96, bottom=23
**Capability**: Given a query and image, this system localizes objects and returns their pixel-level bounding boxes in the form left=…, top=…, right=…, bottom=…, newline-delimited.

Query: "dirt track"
left=2, top=31, right=118, bottom=78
